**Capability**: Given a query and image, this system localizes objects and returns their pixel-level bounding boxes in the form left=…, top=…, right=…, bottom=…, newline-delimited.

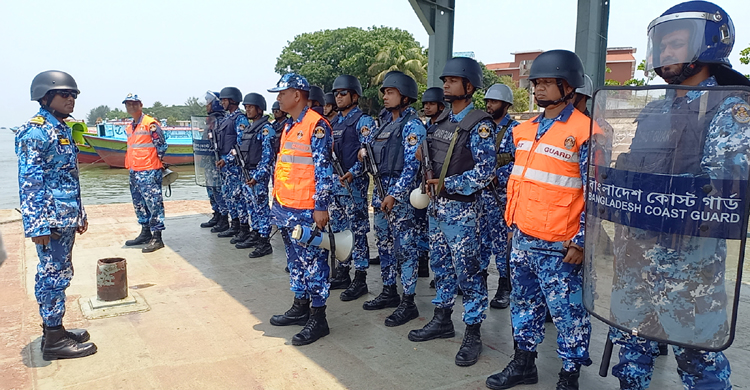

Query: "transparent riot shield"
left=584, top=85, right=750, bottom=351
left=191, top=116, right=220, bottom=187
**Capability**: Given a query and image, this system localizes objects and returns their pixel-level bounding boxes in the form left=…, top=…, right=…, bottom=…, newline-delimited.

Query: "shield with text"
left=583, top=85, right=750, bottom=351
left=191, top=116, right=220, bottom=187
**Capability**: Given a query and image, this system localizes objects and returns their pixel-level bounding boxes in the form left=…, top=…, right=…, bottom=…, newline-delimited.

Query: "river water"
left=0, top=130, right=206, bottom=210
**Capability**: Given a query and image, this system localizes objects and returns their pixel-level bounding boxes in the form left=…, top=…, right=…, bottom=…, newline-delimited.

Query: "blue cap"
left=122, top=93, right=141, bottom=103
left=268, top=73, right=310, bottom=93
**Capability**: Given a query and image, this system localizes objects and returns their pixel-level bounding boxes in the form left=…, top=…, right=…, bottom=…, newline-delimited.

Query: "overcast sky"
left=1, top=0, right=748, bottom=127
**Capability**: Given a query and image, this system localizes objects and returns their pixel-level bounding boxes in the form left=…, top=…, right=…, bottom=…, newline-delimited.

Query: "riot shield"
left=191, top=116, right=220, bottom=187
left=583, top=85, right=750, bottom=352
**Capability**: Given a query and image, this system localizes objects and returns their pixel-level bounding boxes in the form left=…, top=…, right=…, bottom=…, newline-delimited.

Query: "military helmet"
left=576, top=75, right=594, bottom=98
left=324, top=92, right=336, bottom=106
left=528, top=50, right=585, bottom=88
left=30, top=70, right=80, bottom=101
left=440, top=57, right=484, bottom=89
left=421, top=87, right=444, bottom=104
left=484, top=83, right=514, bottom=104
left=309, top=86, right=325, bottom=106
left=272, top=101, right=281, bottom=111
left=380, top=71, right=418, bottom=100
left=332, top=74, right=363, bottom=96
left=219, top=87, right=242, bottom=104
left=242, top=93, right=267, bottom=111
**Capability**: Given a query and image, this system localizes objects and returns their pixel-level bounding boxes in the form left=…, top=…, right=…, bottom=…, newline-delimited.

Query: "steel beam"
left=575, top=0, right=611, bottom=90
left=410, top=0, right=455, bottom=88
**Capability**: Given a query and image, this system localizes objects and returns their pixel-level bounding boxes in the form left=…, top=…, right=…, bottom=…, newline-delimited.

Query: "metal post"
left=409, top=0, right=455, bottom=88
left=575, top=0, right=611, bottom=90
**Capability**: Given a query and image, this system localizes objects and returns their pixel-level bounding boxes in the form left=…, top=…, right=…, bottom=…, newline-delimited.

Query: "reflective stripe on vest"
left=505, top=109, right=592, bottom=242
left=125, top=115, right=163, bottom=171
left=272, top=109, right=325, bottom=209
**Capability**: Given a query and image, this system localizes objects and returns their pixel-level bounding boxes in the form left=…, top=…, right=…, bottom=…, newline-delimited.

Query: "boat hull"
left=83, top=135, right=194, bottom=168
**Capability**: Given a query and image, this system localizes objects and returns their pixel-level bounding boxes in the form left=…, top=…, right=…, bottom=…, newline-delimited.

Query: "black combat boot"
left=231, top=224, right=251, bottom=244
left=455, top=323, right=483, bottom=366
left=248, top=236, right=272, bottom=258
left=125, top=225, right=151, bottom=246
left=417, top=251, right=430, bottom=277
left=210, top=214, right=229, bottom=233
left=545, top=308, right=554, bottom=323
left=142, top=231, right=164, bottom=253
left=408, top=307, right=455, bottom=342
left=362, top=284, right=400, bottom=310
left=41, top=324, right=90, bottom=351
left=235, top=230, right=260, bottom=249
left=270, top=298, right=310, bottom=326
left=218, top=219, right=240, bottom=238
left=200, top=211, right=221, bottom=228
left=292, top=305, right=330, bottom=346
left=329, top=265, right=351, bottom=290
left=42, top=325, right=97, bottom=360
left=658, top=342, right=669, bottom=356
left=369, top=255, right=380, bottom=265
left=485, top=349, right=539, bottom=389
left=556, top=368, right=580, bottom=390
left=340, top=270, right=368, bottom=301
left=490, top=277, right=511, bottom=309
left=385, top=294, right=419, bottom=327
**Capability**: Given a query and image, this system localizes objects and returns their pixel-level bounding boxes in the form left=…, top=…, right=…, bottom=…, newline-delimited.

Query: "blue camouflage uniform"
left=129, top=115, right=168, bottom=232
left=358, top=107, right=425, bottom=294
left=206, top=111, right=228, bottom=216
left=414, top=118, right=440, bottom=260
left=271, top=106, right=335, bottom=308
left=237, top=118, right=276, bottom=237
left=609, top=77, right=736, bottom=390
left=16, top=108, right=87, bottom=327
left=430, top=103, right=495, bottom=325
left=502, top=103, right=592, bottom=372
left=478, top=114, right=518, bottom=277
left=218, top=109, right=250, bottom=224
left=328, top=106, right=376, bottom=271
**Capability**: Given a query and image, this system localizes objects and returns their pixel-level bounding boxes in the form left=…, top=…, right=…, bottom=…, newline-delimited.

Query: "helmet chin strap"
left=336, top=96, right=358, bottom=112
left=444, top=79, right=473, bottom=103
left=386, top=96, right=411, bottom=112
left=655, top=62, right=705, bottom=85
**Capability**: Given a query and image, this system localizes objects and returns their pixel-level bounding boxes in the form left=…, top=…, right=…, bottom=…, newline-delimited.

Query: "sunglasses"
left=333, top=90, right=350, bottom=97
left=55, top=90, right=78, bottom=99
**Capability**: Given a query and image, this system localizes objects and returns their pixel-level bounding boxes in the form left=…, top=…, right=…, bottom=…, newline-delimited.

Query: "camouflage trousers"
left=429, top=198, right=487, bottom=325
left=220, top=163, right=248, bottom=224
left=207, top=186, right=227, bottom=215
left=373, top=201, right=418, bottom=294
left=609, top=328, right=731, bottom=390
left=129, top=169, right=165, bottom=232
left=243, top=174, right=271, bottom=236
left=34, top=227, right=77, bottom=327
left=328, top=176, right=370, bottom=271
left=509, top=238, right=592, bottom=371
left=415, top=207, right=429, bottom=255
left=280, top=227, right=330, bottom=308
left=477, top=188, right=509, bottom=278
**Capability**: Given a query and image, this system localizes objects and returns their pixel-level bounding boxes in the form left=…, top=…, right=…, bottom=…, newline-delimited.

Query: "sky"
left=0, top=0, right=748, bottom=127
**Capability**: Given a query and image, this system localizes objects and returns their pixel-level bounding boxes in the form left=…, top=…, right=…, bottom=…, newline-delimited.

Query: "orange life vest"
left=273, top=109, right=325, bottom=210
left=125, top=115, right=163, bottom=171
left=505, top=109, right=592, bottom=242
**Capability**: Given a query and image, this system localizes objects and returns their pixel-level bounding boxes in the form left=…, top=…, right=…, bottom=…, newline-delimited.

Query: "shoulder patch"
left=564, top=136, right=576, bottom=150
left=477, top=123, right=491, bottom=139
left=262, top=127, right=269, bottom=136
left=406, top=133, right=419, bottom=146
left=149, top=123, right=157, bottom=132
left=314, top=126, right=326, bottom=139
left=29, top=116, right=45, bottom=125
left=297, top=129, right=305, bottom=139
left=732, top=103, right=750, bottom=124
left=238, top=124, right=246, bottom=131
left=361, top=126, right=371, bottom=137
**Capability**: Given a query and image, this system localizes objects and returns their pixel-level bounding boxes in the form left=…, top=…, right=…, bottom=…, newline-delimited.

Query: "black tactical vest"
left=216, top=110, right=245, bottom=156
left=332, top=110, right=364, bottom=172
left=372, top=111, right=418, bottom=177
left=428, top=109, right=493, bottom=202
left=239, top=116, right=270, bottom=169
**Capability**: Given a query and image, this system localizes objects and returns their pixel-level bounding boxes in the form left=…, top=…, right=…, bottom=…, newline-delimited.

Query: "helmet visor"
left=205, top=91, right=219, bottom=104
left=646, top=14, right=707, bottom=73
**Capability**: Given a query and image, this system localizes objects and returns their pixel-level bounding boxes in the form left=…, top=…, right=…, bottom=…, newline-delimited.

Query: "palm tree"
left=368, top=43, right=428, bottom=86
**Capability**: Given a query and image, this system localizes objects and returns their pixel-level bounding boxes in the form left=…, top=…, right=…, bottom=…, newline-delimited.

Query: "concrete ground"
left=1, top=200, right=749, bottom=390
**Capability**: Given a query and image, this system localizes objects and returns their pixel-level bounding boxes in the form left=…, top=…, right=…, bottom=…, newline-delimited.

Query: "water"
left=0, top=129, right=208, bottom=210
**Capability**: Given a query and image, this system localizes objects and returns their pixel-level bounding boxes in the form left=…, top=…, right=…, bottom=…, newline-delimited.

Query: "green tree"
left=86, top=105, right=110, bottom=125
left=472, top=65, right=529, bottom=113
left=107, top=108, right=129, bottom=120
left=741, top=44, right=750, bottom=78
left=368, top=43, right=427, bottom=86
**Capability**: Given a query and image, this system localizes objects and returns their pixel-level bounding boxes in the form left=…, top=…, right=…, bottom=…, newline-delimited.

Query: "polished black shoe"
left=385, top=294, right=419, bottom=327
left=408, top=307, right=455, bottom=342
left=490, top=277, right=511, bottom=309
left=235, top=230, right=260, bottom=249
left=200, top=211, right=221, bottom=228
left=42, top=325, right=97, bottom=361
left=292, top=305, right=330, bottom=346
left=658, top=342, right=669, bottom=356
left=417, top=251, right=430, bottom=277
left=340, top=270, right=368, bottom=301
left=556, top=368, right=580, bottom=390
left=329, top=265, right=351, bottom=290
left=369, top=255, right=380, bottom=265
left=142, top=231, right=164, bottom=253
left=485, top=349, right=538, bottom=390
left=231, top=224, right=251, bottom=244
left=218, top=219, right=240, bottom=238
left=270, top=298, right=310, bottom=326
left=41, top=324, right=90, bottom=351
left=210, top=215, right=229, bottom=233
left=545, top=308, right=553, bottom=323
left=125, top=225, right=151, bottom=246
left=363, top=284, right=400, bottom=310
left=429, top=279, right=435, bottom=288
left=455, top=323, right=482, bottom=366
left=248, top=236, right=272, bottom=258
left=284, top=266, right=290, bottom=273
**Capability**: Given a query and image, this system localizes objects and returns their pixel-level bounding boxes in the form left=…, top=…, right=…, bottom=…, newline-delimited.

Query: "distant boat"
left=83, top=120, right=193, bottom=168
